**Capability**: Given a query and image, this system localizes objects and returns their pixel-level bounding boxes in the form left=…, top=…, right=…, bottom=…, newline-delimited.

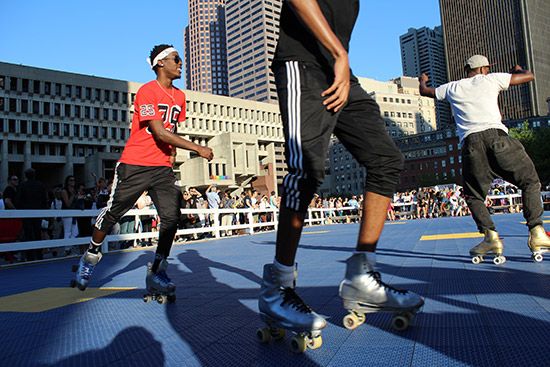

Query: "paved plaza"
left=1, top=213, right=549, bottom=366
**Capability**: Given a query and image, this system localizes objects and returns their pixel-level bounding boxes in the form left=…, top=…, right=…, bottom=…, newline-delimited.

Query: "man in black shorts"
left=258, top=0, right=424, bottom=350
left=72, top=44, right=213, bottom=296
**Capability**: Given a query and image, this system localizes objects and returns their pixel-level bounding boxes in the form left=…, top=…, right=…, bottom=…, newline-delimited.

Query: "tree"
left=509, top=122, right=550, bottom=186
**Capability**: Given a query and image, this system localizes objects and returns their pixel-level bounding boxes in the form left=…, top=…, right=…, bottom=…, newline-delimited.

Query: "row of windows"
left=5, top=140, right=123, bottom=157
left=384, top=111, right=415, bottom=119
left=382, top=96, right=412, bottom=104
left=0, top=76, right=131, bottom=105
left=184, top=118, right=283, bottom=138
left=186, top=101, right=280, bottom=124
left=0, top=118, right=127, bottom=140
left=2, top=98, right=129, bottom=123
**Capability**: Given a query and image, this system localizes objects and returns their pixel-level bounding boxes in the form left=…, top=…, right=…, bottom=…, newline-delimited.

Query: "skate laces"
left=368, top=271, right=407, bottom=295
left=280, top=287, right=313, bottom=313
left=80, top=263, right=95, bottom=280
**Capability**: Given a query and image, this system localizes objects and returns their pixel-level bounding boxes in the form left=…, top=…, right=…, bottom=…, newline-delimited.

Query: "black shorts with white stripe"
left=274, top=61, right=403, bottom=212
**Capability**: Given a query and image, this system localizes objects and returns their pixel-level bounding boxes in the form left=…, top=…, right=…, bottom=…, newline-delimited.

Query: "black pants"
left=462, top=129, right=543, bottom=232
left=95, top=163, right=180, bottom=258
left=274, top=61, right=403, bottom=212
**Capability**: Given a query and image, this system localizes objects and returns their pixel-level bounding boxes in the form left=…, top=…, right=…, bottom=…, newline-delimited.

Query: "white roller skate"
left=339, top=253, right=424, bottom=331
left=143, top=259, right=176, bottom=304
left=257, top=264, right=326, bottom=353
left=470, top=229, right=506, bottom=265
left=528, top=225, right=550, bottom=262
left=70, top=251, right=102, bottom=291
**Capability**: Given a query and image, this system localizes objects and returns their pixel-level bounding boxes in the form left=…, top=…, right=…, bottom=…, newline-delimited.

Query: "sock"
left=273, top=258, right=296, bottom=288
left=88, top=239, right=102, bottom=254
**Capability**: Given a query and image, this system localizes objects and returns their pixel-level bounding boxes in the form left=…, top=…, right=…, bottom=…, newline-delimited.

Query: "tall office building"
left=400, top=26, right=451, bottom=128
left=225, top=0, right=282, bottom=103
left=440, top=0, right=550, bottom=119
left=184, top=0, right=229, bottom=95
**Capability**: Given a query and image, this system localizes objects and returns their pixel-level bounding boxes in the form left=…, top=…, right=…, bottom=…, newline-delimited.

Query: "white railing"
left=0, top=206, right=360, bottom=254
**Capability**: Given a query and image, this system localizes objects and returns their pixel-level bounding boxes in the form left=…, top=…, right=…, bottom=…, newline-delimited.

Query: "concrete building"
left=400, top=26, right=451, bottom=129
left=184, top=0, right=229, bottom=96
left=440, top=0, right=550, bottom=120
left=225, top=0, right=282, bottom=103
left=395, top=128, right=462, bottom=191
left=0, top=62, right=286, bottom=195
left=359, top=76, right=437, bottom=138
left=322, top=76, right=438, bottom=196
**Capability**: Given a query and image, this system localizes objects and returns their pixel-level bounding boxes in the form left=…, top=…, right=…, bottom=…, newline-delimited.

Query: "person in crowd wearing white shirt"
left=420, top=54, right=549, bottom=263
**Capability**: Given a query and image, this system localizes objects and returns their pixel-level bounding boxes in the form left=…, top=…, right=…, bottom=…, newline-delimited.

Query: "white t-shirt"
left=435, top=73, right=511, bottom=142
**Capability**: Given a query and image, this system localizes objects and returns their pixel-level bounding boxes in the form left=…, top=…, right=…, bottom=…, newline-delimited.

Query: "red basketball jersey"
left=119, top=80, right=186, bottom=166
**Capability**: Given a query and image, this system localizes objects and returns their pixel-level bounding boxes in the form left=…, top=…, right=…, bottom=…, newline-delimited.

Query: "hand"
left=419, top=73, right=429, bottom=83
left=510, top=65, right=523, bottom=73
left=197, top=146, right=214, bottom=161
left=321, top=54, right=350, bottom=112
left=169, top=155, right=176, bottom=166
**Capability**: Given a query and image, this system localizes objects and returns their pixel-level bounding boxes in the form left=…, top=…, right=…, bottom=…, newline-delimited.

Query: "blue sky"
left=0, top=0, right=441, bottom=87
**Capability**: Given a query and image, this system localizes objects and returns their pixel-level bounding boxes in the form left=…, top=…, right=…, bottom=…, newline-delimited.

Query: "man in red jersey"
left=72, top=44, right=213, bottom=297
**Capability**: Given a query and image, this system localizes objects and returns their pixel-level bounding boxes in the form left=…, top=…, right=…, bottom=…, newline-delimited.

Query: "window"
left=10, top=77, right=18, bottom=91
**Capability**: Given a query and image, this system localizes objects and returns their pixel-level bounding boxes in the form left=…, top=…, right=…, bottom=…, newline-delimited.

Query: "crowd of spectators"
left=0, top=173, right=530, bottom=265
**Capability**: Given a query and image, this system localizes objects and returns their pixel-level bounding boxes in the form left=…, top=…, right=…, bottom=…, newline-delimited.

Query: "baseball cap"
left=465, top=55, right=494, bottom=69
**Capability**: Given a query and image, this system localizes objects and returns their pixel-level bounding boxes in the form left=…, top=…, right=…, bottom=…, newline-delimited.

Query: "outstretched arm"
left=418, top=73, right=436, bottom=98
left=509, top=65, right=534, bottom=86
left=148, top=120, right=213, bottom=161
left=288, top=0, right=350, bottom=112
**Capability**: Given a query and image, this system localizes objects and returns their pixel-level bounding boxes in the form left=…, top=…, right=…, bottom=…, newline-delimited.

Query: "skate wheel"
left=70, top=279, right=76, bottom=288
left=71, top=264, right=78, bottom=272
left=167, top=294, right=176, bottom=303
left=256, top=327, right=271, bottom=343
left=493, top=256, right=506, bottom=265
left=391, top=314, right=410, bottom=331
left=343, top=313, right=363, bottom=330
left=77, top=284, right=87, bottom=291
left=471, top=256, right=482, bottom=264
left=270, top=328, right=286, bottom=341
left=533, top=254, right=544, bottom=262
left=289, top=335, right=307, bottom=353
left=143, top=294, right=151, bottom=303
left=157, top=295, right=167, bottom=304
left=307, top=335, right=323, bottom=350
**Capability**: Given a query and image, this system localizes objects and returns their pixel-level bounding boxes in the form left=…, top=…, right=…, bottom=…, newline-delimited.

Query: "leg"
left=334, top=84, right=423, bottom=328
left=72, top=164, right=149, bottom=290
left=259, top=61, right=332, bottom=339
left=491, top=134, right=543, bottom=229
left=147, top=167, right=181, bottom=271
left=461, top=132, right=497, bottom=233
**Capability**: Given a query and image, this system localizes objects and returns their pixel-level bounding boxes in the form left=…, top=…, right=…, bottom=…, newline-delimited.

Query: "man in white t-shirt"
left=419, top=55, right=550, bottom=263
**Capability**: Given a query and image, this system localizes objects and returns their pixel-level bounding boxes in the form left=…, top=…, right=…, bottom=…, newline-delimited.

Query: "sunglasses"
left=165, top=55, right=182, bottom=64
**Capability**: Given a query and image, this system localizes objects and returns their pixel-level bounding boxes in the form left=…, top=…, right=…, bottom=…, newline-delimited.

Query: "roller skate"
left=143, top=259, right=176, bottom=304
left=257, top=264, right=326, bottom=353
left=339, top=253, right=424, bottom=331
left=528, top=225, right=550, bottom=262
left=70, top=251, right=102, bottom=291
left=469, top=229, right=506, bottom=265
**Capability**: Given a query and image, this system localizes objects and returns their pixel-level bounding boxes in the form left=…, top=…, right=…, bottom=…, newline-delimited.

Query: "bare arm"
left=148, top=120, right=213, bottom=161
left=418, top=73, right=436, bottom=98
left=288, top=0, right=350, bottom=112
left=509, top=65, right=534, bottom=86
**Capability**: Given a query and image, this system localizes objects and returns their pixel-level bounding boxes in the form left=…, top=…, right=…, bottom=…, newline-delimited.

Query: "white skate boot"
left=257, top=264, right=326, bottom=353
left=339, top=253, right=424, bottom=331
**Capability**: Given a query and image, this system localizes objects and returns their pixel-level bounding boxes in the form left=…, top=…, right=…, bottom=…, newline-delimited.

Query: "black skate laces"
left=280, top=287, right=313, bottom=313
left=368, top=271, right=408, bottom=295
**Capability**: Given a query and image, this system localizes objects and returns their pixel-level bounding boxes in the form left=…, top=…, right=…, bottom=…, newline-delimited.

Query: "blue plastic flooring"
left=1, top=213, right=549, bottom=366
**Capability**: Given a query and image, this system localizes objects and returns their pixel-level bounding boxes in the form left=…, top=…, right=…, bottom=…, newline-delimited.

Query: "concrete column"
left=63, top=142, right=74, bottom=178
left=1, top=138, right=8, bottom=186
left=23, top=140, right=32, bottom=170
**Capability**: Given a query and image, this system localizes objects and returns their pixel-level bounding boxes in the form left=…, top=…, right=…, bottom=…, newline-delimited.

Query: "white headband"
left=146, top=47, right=178, bottom=69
